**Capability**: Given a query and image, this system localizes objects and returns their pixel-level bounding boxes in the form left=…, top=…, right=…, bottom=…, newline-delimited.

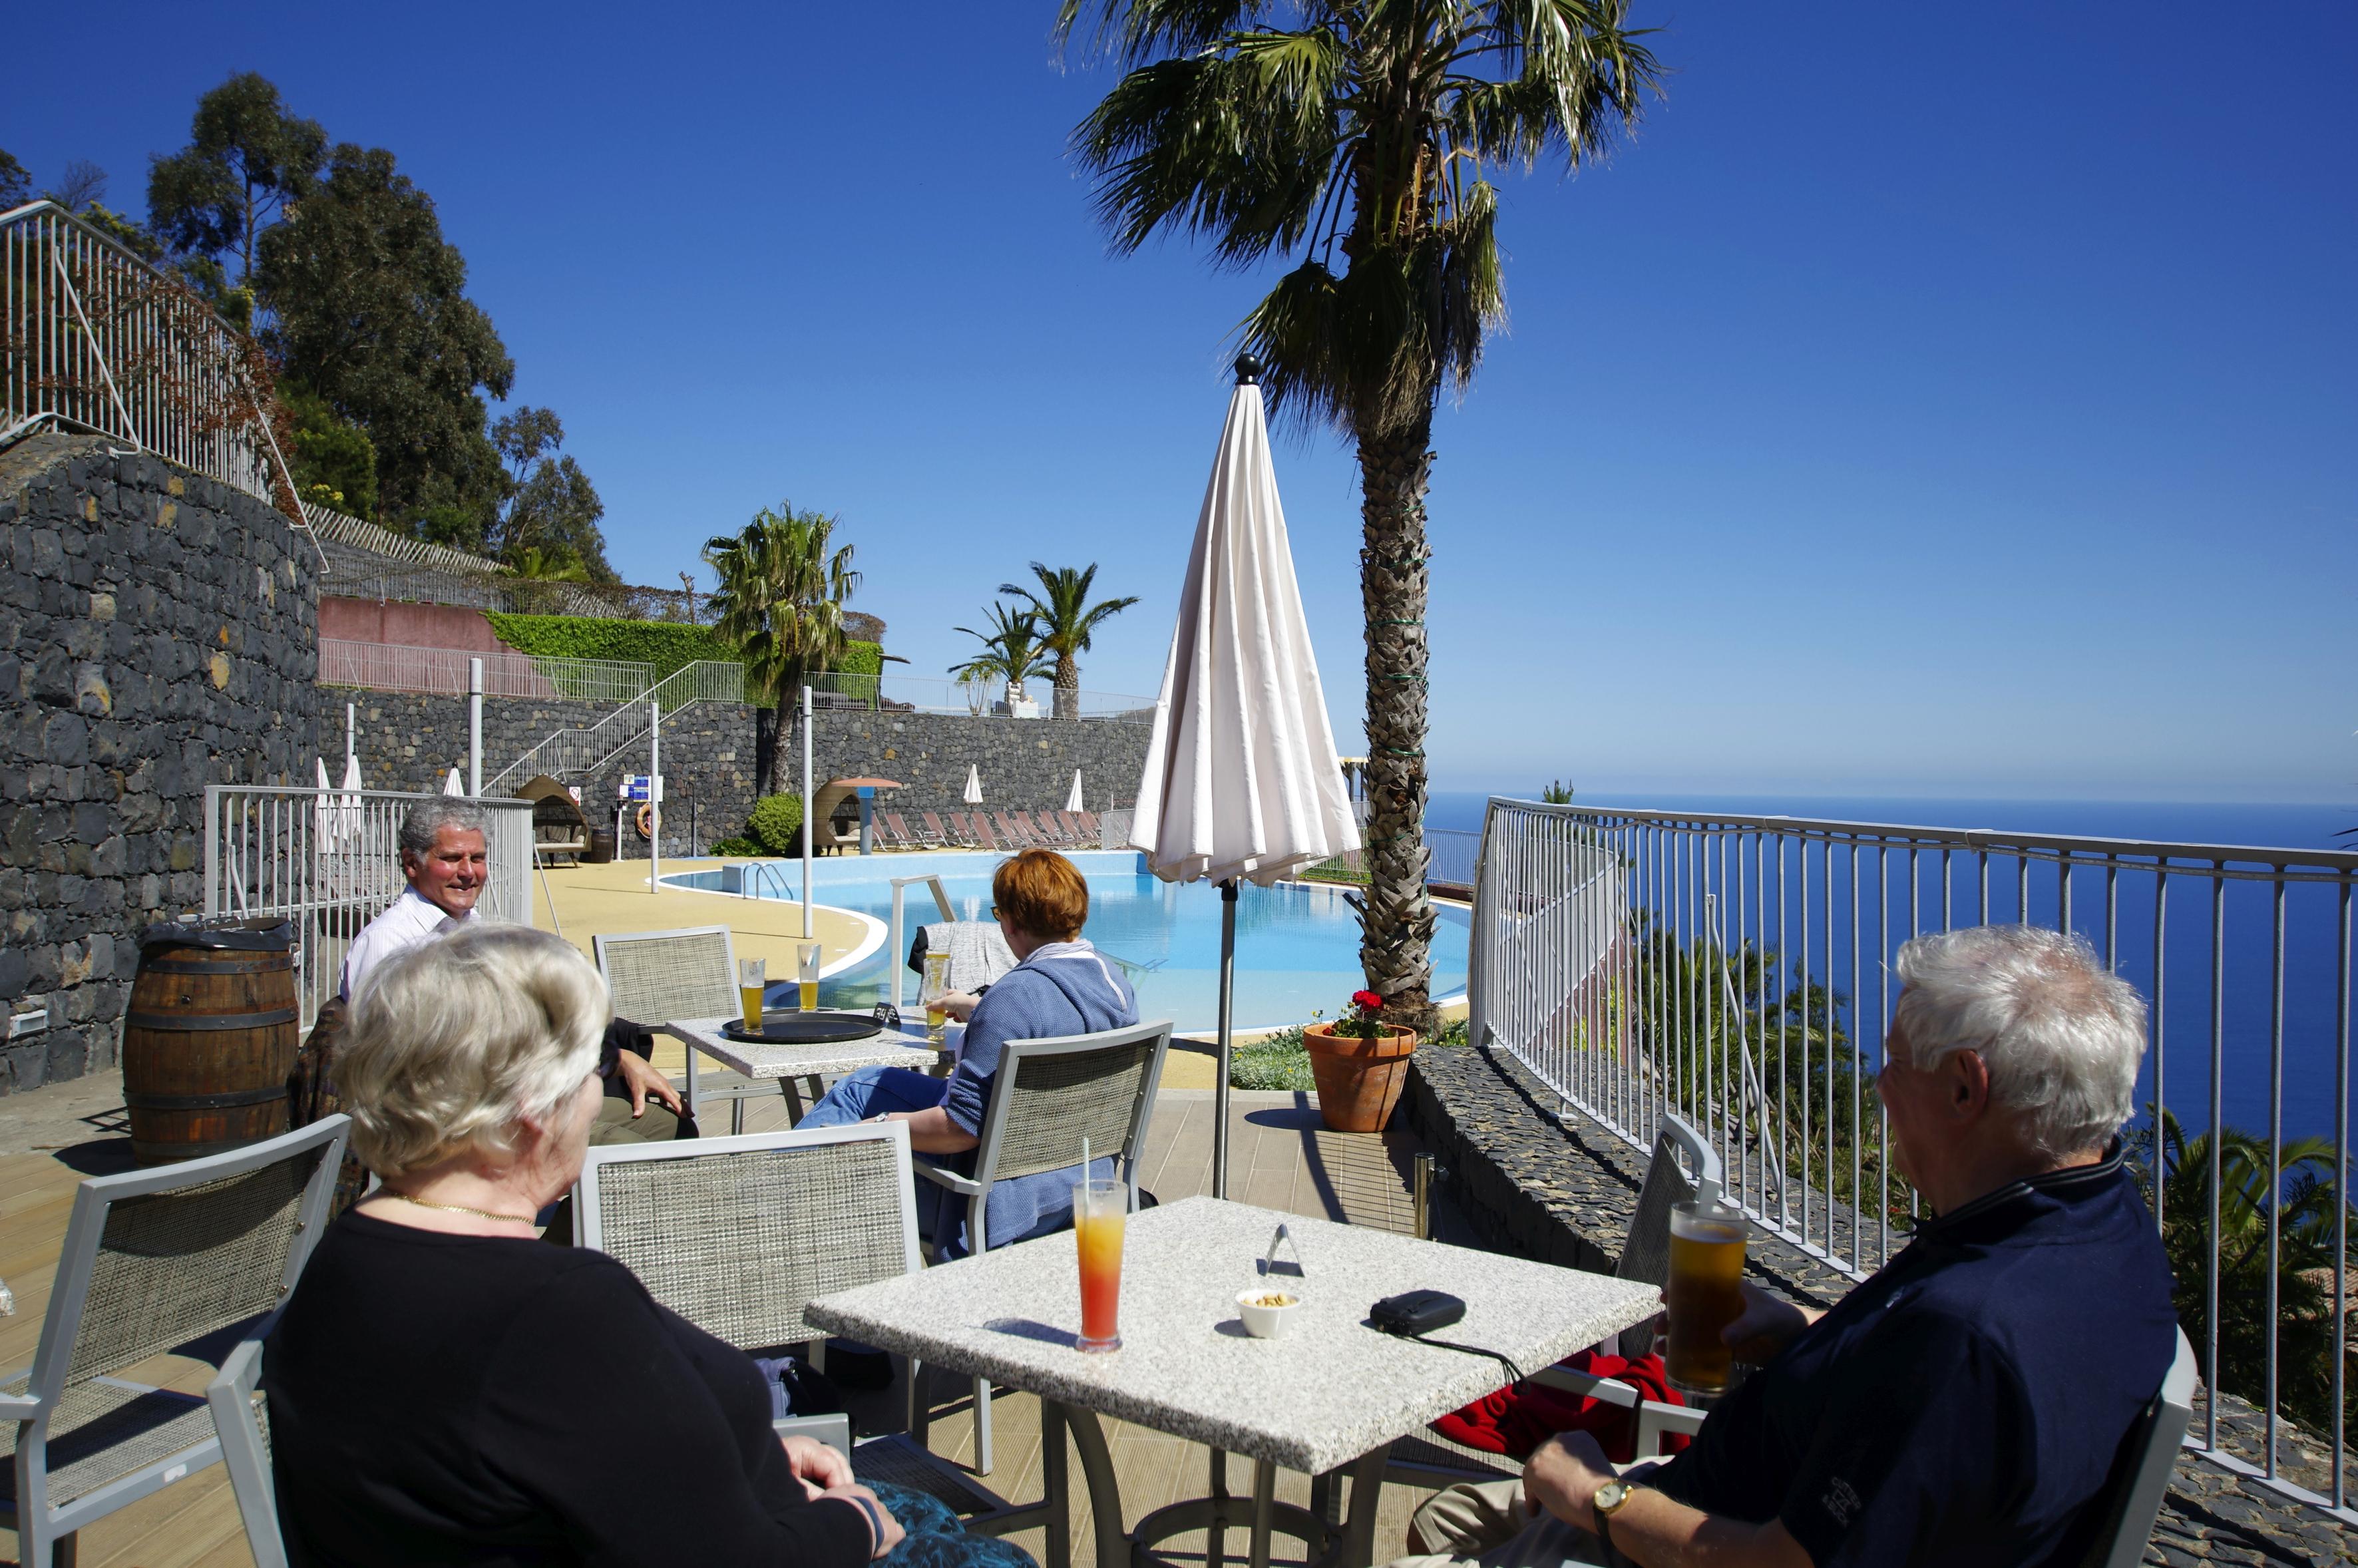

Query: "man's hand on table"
left=614, top=1050, right=684, bottom=1117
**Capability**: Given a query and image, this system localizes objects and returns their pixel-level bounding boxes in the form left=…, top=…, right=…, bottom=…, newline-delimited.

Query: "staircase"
left=489, top=661, right=746, bottom=789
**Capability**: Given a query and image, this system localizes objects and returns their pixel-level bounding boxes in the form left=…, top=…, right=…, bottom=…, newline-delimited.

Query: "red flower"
left=1352, top=989, right=1384, bottom=1012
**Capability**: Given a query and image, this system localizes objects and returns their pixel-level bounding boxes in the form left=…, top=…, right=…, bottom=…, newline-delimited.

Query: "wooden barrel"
left=123, top=918, right=299, bottom=1165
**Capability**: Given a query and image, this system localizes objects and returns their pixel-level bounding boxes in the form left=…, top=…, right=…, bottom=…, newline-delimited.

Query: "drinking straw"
left=1082, top=1135, right=1091, bottom=1180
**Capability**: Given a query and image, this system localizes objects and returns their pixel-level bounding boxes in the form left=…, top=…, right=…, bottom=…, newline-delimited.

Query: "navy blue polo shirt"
left=1646, top=1146, right=2176, bottom=1567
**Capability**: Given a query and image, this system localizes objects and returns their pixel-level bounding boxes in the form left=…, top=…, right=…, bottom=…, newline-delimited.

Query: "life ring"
left=634, top=803, right=654, bottom=839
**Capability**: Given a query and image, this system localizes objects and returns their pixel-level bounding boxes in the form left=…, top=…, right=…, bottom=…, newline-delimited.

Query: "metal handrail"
left=489, top=661, right=747, bottom=788
left=3, top=200, right=291, bottom=504
left=1468, top=795, right=2358, bottom=1523
left=319, top=638, right=655, bottom=702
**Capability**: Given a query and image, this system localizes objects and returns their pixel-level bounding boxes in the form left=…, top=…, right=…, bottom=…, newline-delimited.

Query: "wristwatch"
left=1593, top=1477, right=1637, bottom=1531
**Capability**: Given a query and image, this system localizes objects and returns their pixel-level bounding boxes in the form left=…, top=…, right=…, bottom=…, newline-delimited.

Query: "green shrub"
left=709, top=835, right=761, bottom=857
left=747, top=793, right=805, bottom=855
left=837, top=641, right=883, bottom=678
left=1229, top=1026, right=1316, bottom=1091
left=485, top=614, right=735, bottom=682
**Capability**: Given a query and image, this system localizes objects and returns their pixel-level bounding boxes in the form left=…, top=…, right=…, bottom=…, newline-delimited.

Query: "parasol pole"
left=1214, top=879, right=1238, bottom=1199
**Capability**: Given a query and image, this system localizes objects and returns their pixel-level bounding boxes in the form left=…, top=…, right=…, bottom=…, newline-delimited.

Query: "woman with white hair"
left=263, top=924, right=1027, bottom=1568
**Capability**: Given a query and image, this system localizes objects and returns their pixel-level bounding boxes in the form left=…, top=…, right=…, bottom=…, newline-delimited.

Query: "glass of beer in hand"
left=737, top=958, right=765, bottom=1034
left=1665, top=1197, right=1749, bottom=1395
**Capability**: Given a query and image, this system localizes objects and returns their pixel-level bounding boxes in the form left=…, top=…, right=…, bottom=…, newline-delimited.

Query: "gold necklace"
left=381, top=1191, right=538, bottom=1226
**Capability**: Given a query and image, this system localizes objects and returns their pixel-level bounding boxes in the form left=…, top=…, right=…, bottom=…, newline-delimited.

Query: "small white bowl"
left=1237, top=1287, right=1302, bottom=1339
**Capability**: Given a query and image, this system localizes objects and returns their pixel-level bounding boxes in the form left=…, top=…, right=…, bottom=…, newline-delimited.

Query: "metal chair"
left=2088, top=1328, right=2198, bottom=1568
left=205, top=1335, right=285, bottom=1568
left=915, top=1019, right=1173, bottom=1473
left=1387, top=1111, right=1719, bottom=1485
left=3, top=1115, right=350, bottom=1568
left=594, top=924, right=771, bottom=1133
left=574, top=1122, right=1027, bottom=1530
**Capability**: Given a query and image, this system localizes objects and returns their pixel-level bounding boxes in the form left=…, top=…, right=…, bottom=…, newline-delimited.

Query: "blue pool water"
left=660, top=851, right=1469, bottom=1035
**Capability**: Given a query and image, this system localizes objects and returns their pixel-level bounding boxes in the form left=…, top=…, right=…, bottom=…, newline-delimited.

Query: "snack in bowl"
left=1237, top=1287, right=1302, bottom=1339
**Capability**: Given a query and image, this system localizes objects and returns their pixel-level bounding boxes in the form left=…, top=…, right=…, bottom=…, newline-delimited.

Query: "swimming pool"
left=659, top=851, right=1470, bottom=1035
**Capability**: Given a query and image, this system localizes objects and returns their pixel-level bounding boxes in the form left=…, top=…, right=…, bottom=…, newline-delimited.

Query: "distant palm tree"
left=704, top=504, right=861, bottom=796
left=1059, top=0, right=1661, bottom=1030
left=950, top=602, right=1054, bottom=711
left=998, top=562, right=1139, bottom=719
left=506, top=545, right=589, bottom=582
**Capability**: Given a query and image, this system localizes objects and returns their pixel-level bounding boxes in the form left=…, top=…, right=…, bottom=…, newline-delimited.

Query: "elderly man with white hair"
left=333, top=798, right=689, bottom=1179
left=1397, top=924, right=2178, bottom=1568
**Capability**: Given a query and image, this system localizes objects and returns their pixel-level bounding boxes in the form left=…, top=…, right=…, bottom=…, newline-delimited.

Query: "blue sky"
left=13, top=2, right=2354, bottom=804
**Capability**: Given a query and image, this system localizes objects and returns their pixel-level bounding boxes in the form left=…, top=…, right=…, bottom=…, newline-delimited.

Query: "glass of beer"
left=1665, top=1197, right=1749, bottom=1395
left=737, top=958, right=765, bottom=1033
left=797, top=944, right=822, bottom=1012
left=920, top=952, right=952, bottom=1044
left=1073, top=1177, right=1126, bottom=1352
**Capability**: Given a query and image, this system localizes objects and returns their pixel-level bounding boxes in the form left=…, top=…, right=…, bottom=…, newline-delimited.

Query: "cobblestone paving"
left=1403, top=1044, right=2357, bottom=1565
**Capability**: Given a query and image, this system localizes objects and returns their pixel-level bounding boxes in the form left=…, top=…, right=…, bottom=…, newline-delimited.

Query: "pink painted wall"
left=320, top=598, right=508, bottom=651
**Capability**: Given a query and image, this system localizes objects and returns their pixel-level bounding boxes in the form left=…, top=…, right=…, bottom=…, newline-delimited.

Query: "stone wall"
left=331, top=690, right=1152, bottom=857
left=0, top=436, right=319, bottom=1094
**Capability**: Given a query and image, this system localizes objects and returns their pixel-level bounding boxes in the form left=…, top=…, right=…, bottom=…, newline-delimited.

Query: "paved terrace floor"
left=0, top=1079, right=1469, bottom=1568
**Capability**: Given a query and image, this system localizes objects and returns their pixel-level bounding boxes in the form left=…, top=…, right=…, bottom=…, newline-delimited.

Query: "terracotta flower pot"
left=1302, top=1023, right=1419, bottom=1133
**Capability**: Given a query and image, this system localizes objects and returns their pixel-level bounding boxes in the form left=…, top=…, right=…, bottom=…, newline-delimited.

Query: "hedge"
left=484, top=612, right=882, bottom=696
left=748, top=793, right=805, bottom=855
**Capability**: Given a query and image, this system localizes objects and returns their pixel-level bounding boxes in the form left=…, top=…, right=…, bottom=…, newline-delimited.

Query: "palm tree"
left=1058, top=0, right=1661, bottom=1029
left=950, top=602, right=1055, bottom=711
left=704, top=503, right=861, bottom=796
left=998, top=562, right=1141, bottom=720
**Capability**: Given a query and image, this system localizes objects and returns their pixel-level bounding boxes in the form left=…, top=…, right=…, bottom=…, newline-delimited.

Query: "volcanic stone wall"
left=0, top=436, right=319, bottom=1093
left=333, top=691, right=1152, bottom=857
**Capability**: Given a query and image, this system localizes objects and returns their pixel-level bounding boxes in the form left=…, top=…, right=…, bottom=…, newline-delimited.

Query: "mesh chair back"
left=62, top=1149, right=327, bottom=1387
left=580, top=1125, right=919, bottom=1351
left=985, top=1026, right=1170, bottom=1183
left=596, top=926, right=736, bottom=1024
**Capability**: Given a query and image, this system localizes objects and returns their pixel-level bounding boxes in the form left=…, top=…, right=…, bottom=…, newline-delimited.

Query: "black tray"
left=720, top=1011, right=893, bottom=1046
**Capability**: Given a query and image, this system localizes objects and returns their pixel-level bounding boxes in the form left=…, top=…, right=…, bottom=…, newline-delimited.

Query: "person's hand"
left=779, top=1434, right=854, bottom=1495
left=614, top=1051, right=684, bottom=1118
left=1721, top=1280, right=1818, bottom=1364
left=1523, top=1429, right=1616, bottom=1532
left=819, top=1481, right=904, bottom=1559
left=936, top=990, right=979, bottom=1022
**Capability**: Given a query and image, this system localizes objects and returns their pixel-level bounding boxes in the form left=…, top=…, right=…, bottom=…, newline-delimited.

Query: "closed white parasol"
left=1127, top=354, right=1360, bottom=1196
left=1065, top=770, right=1085, bottom=814
left=963, top=765, right=984, bottom=805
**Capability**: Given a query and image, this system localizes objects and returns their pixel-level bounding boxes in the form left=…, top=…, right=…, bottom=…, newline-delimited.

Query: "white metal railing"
left=3, top=200, right=289, bottom=502
left=202, top=785, right=533, bottom=1028
left=319, top=638, right=655, bottom=701
left=808, top=670, right=1157, bottom=722
left=1099, top=808, right=1135, bottom=851
left=489, top=660, right=747, bottom=789
left=1466, top=797, right=2358, bottom=1521
left=1426, top=827, right=1481, bottom=888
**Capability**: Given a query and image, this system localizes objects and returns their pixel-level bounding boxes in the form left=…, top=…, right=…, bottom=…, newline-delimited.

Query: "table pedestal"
left=1049, top=1404, right=1391, bottom=1568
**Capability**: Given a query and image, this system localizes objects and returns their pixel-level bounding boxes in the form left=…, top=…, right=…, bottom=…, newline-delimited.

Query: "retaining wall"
left=0, top=436, right=319, bottom=1093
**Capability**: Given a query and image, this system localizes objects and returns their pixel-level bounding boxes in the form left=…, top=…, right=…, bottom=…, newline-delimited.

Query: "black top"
left=1650, top=1147, right=2177, bottom=1567
left=264, top=1209, right=873, bottom=1568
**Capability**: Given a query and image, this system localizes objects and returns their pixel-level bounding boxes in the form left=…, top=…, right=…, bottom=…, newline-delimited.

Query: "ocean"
left=1426, top=791, right=2358, bottom=1149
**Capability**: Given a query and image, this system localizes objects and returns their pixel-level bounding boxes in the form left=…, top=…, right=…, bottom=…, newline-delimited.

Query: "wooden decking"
left=0, top=1081, right=1463, bottom=1568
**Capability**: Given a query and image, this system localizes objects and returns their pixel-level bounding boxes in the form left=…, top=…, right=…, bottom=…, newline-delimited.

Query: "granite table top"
left=805, top=1195, right=1660, bottom=1475
left=671, top=1016, right=949, bottom=1081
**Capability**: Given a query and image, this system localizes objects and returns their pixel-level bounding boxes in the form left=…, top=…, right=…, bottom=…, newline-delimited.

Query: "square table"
left=807, top=1196, right=1659, bottom=1568
left=671, top=1016, right=950, bottom=1131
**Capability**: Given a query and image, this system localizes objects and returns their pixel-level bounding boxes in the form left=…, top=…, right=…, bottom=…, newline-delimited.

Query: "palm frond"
left=1056, top=0, right=1286, bottom=69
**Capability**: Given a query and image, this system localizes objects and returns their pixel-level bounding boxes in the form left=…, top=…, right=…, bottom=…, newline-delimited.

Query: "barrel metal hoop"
left=138, top=956, right=291, bottom=976
left=124, top=1087, right=289, bottom=1111
left=124, top=1007, right=299, bottom=1031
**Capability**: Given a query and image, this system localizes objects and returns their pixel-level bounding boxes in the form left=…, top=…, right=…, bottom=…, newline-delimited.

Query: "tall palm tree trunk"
left=1054, top=652, right=1081, bottom=721
left=753, top=704, right=778, bottom=800
left=1356, top=417, right=1439, bottom=1034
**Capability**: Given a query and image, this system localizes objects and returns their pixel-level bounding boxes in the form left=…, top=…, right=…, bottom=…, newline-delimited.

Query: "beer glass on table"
left=798, top=943, right=822, bottom=1012
left=1664, top=1197, right=1748, bottom=1395
left=737, top=958, right=765, bottom=1033
left=1073, top=1177, right=1127, bottom=1352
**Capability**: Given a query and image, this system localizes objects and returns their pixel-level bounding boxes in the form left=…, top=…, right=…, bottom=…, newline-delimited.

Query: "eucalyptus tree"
left=704, top=505, right=862, bottom=795
left=998, top=562, right=1140, bottom=719
left=1058, top=0, right=1661, bottom=1028
left=950, top=603, right=1055, bottom=711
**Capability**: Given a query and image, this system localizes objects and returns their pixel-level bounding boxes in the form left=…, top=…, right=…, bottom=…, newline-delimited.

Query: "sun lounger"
left=921, top=812, right=952, bottom=847
left=882, top=811, right=924, bottom=849
left=1056, top=811, right=1085, bottom=845
left=969, top=814, right=1001, bottom=851
left=1000, top=812, right=1038, bottom=848
left=1076, top=811, right=1101, bottom=846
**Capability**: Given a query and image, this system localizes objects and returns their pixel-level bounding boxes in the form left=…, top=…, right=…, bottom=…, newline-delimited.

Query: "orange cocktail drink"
left=1665, top=1198, right=1748, bottom=1394
left=1073, top=1178, right=1126, bottom=1352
